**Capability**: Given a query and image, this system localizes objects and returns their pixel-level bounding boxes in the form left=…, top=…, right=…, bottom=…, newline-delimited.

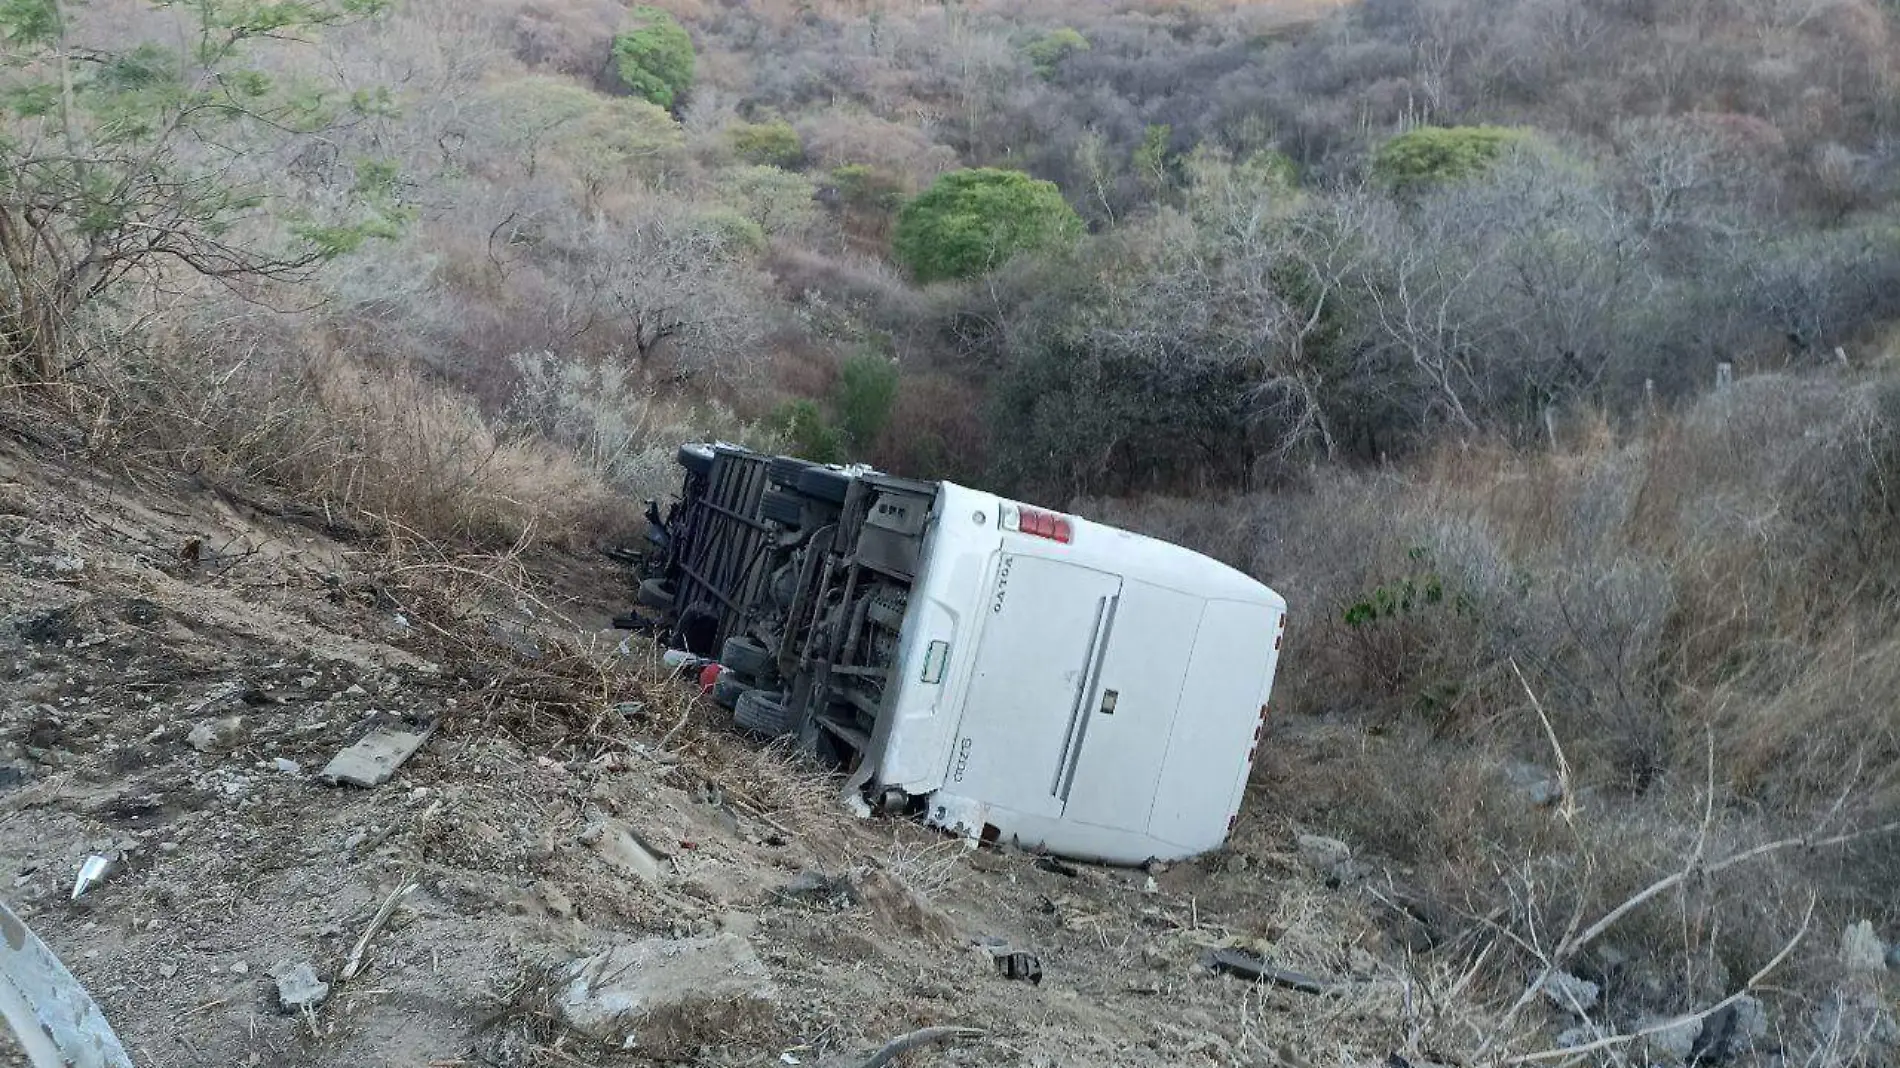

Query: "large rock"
left=271, top=960, right=329, bottom=1012
left=557, top=935, right=777, bottom=1047
left=1687, top=996, right=1769, bottom=1064
left=187, top=716, right=244, bottom=753
left=1811, top=989, right=1899, bottom=1065
left=1504, top=762, right=1565, bottom=807
left=1638, top=1015, right=1703, bottom=1064
left=1540, top=971, right=1600, bottom=1015
left=1296, top=834, right=1356, bottom=882
left=1841, top=920, right=1888, bottom=973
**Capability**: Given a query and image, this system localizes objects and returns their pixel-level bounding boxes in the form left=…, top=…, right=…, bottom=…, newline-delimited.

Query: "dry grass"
left=1095, top=367, right=1900, bottom=1062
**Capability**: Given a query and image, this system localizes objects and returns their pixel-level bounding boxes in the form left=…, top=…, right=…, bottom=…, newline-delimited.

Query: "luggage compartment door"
left=946, top=553, right=1121, bottom=820
left=1059, top=580, right=1202, bottom=833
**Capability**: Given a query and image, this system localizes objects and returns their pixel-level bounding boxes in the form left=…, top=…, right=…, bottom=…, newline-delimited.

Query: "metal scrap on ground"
left=0, top=898, right=134, bottom=1068
left=1202, top=947, right=1332, bottom=994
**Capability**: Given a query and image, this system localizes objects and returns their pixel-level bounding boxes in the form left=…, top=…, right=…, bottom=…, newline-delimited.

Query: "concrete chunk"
left=581, top=819, right=665, bottom=887
left=320, top=722, right=432, bottom=787
left=271, top=960, right=329, bottom=1012
left=557, top=934, right=777, bottom=1042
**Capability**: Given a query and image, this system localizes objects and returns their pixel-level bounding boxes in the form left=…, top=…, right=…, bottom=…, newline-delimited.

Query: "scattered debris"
left=1034, top=857, right=1080, bottom=879
left=339, top=881, right=416, bottom=982
left=271, top=757, right=301, bottom=775
left=70, top=854, right=114, bottom=900
left=971, top=937, right=1042, bottom=985
left=773, top=871, right=857, bottom=908
left=556, top=934, right=778, bottom=1044
left=229, top=961, right=250, bottom=976
left=1202, top=948, right=1331, bottom=995
left=320, top=719, right=433, bottom=788
left=581, top=819, right=667, bottom=887
left=1540, top=971, right=1601, bottom=1014
left=0, top=898, right=134, bottom=1068
left=995, top=950, right=1042, bottom=985
left=270, top=961, right=329, bottom=1013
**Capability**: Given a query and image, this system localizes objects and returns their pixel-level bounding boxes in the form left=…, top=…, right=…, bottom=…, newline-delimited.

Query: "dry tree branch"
left=1476, top=667, right=1900, bottom=1063
left=1503, top=894, right=1816, bottom=1066
left=1512, top=658, right=1577, bottom=825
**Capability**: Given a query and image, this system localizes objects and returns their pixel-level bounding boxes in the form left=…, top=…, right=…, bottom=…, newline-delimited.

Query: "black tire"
left=677, top=444, right=715, bottom=477
left=720, top=636, right=773, bottom=678
left=759, top=489, right=804, bottom=528
left=734, top=689, right=796, bottom=737
left=796, top=466, right=853, bottom=504
left=712, top=670, right=750, bottom=710
left=768, top=456, right=814, bottom=488
left=636, top=578, right=675, bottom=610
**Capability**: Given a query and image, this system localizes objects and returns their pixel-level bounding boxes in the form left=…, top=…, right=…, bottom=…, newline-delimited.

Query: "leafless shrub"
left=506, top=351, right=772, bottom=499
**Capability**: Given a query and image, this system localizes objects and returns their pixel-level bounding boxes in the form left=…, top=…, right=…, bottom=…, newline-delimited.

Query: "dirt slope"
left=0, top=441, right=1407, bottom=1068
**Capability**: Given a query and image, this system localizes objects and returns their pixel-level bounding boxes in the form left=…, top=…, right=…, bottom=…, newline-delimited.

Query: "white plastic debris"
left=70, top=855, right=113, bottom=901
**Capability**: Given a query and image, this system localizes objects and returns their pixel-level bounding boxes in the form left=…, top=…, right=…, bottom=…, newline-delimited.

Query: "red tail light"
left=1001, top=504, right=1073, bottom=544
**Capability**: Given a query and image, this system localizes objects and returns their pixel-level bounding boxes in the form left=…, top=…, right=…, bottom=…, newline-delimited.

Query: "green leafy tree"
left=0, top=0, right=397, bottom=380
left=1022, top=26, right=1089, bottom=79
left=1133, top=123, right=1175, bottom=197
left=718, top=165, right=816, bottom=238
left=612, top=7, right=694, bottom=110
left=829, top=165, right=906, bottom=214
left=471, top=77, right=682, bottom=203
left=1372, top=125, right=1528, bottom=194
left=893, top=168, right=1082, bottom=283
left=834, top=350, right=898, bottom=449
left=727, top=119, right=802, bottom=168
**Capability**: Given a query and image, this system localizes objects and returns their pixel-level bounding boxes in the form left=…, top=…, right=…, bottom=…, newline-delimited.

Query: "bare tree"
left=536, top=207, right=771, bottom=381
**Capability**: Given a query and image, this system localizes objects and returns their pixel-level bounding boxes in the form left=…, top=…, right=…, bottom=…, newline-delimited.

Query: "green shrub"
left=829, top=165, right=907, bottom=214
left=768, top=398, right=844, bottom=462
left=893, top=168, right=1082, bottom=283
left=612, top=7, right=694, bottom=110
left=1372, top=125, right=1527, bottom=193
left=835, top=351, right=899, bottom=448
left=1023, top=27, right=1089, bottom=79
left=1133, top=123, right=1175, bottom=194
left=718, top=165, right=817, bottom=238
left=691, top=208, right=766, bottom=253
left=727, top=120, right=803, bottom=168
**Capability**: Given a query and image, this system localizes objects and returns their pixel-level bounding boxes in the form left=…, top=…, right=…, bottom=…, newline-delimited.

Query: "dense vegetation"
left=3, top=0, right=1898, bottom=1059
